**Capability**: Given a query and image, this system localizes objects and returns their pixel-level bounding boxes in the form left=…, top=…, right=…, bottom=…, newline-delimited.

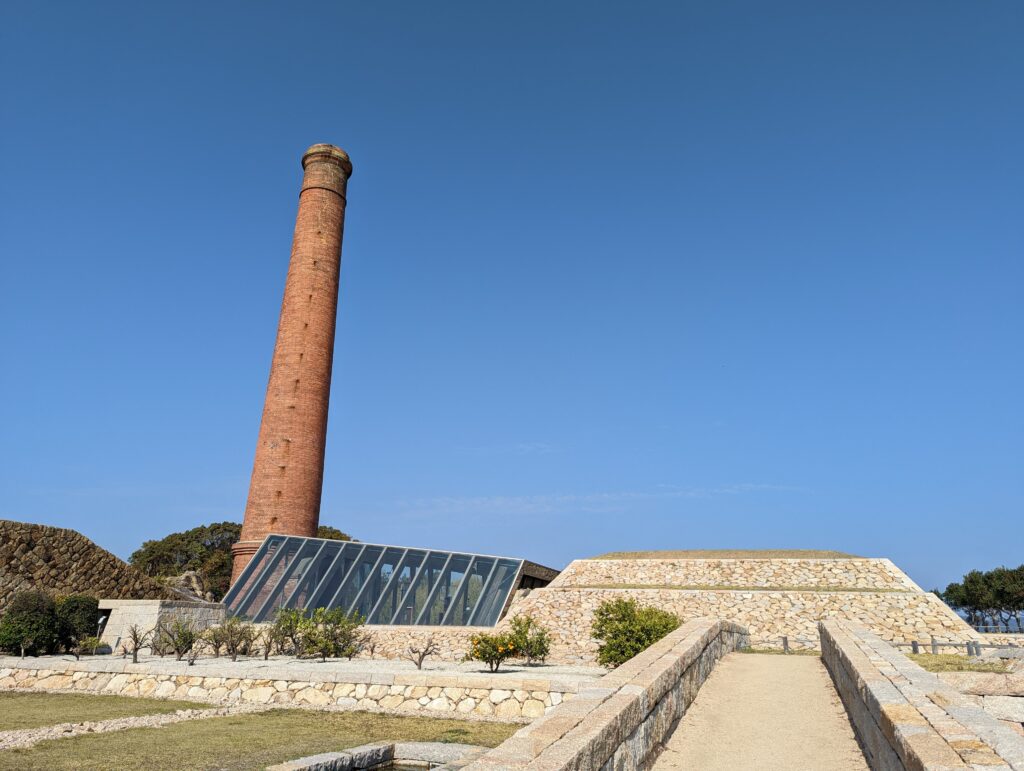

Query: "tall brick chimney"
left=231, top=144, right=353, bottom=582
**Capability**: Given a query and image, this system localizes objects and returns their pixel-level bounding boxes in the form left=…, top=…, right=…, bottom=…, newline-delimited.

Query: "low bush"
left=507, top=615, right=551, bottom=665
left=466, top=631, right=518, bottom=672
left=55, top=595, right=99, bottom=651
left=591, top=597, right=680, bottom=667
left=273, top=608, right=306, bottom=656
left=0, top=591, right=60, bottom=656
left=298, top=608, right=366, bottom=662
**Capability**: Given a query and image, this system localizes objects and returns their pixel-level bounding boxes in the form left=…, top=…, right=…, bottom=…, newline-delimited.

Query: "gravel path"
left=0, top=704, right=275, bottom=750
left=653, top=653, right=868, bottom=771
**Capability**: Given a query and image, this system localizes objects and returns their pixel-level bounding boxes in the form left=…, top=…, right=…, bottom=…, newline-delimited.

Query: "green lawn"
left=907, top=653, right=1009, bottom=673
left=0, top=692, right=207, bottom=732
left=0, top=709, right=518, bottom=771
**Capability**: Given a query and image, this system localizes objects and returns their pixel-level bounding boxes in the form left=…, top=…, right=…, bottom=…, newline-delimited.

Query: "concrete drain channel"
left=266, top=741, right=487, bottom=770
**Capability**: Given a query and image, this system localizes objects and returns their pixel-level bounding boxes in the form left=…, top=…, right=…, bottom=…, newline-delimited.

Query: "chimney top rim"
left=302, top=144, right=352, bottom=173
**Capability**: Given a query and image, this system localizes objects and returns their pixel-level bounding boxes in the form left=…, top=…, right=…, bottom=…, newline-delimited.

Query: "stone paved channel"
left=653, top=653, right=868, bottom=771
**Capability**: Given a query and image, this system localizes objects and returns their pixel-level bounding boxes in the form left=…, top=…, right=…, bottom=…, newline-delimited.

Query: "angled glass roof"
left=223, top=535, right=524, bottom=626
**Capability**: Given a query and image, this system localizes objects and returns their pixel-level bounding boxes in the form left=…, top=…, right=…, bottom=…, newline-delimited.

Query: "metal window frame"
left=344, top=546, right=392, bottom=618
left=232, top=536, right=296, bottom=619
left=440, top=556, right=478, bottom=626
left=389, top=550, right=435, bottom=624
left=324, top=543, right=369, bottom=611
left=366, top=548, right=415, bottom=623
left=467, top=558, right=502, bottom=625
left=415, top=553, right=454, bottom=625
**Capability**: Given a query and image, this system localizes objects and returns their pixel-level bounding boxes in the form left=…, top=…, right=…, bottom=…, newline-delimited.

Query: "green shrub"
left=273, top=608, right=307, bottom=655
left=218, top=617, right=257, bottom=661
left=298, top=608, right=366, bottom=662
left=591, top=598, right=680, bottom=668
left=55, top=594, right=99, bottom=650
left=0, top=590, right=60, bottom=656
left=508, top=615, right=551, bottom=664
left=466, top=631, right=519, bottom=672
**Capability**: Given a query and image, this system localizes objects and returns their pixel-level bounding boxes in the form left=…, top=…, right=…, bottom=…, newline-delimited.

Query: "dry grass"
left=592, top=549, right=860, bottom=560
left=907, top=654, right=1009, bottom=673
left=0, top=708, right=517, bottom=771
left=0, top=692, right=207, bottom=732
left=572, top=583, right=906, bottom=593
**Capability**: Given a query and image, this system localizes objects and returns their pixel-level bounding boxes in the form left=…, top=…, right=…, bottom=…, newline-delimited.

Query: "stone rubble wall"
left=461, top=618, right=749, bottom=770
left=819, top=620, right=1024, bottom=770
left=984, top=634, right=1024, bottom=648
left=0, top=519, right=181, bottom=612
left=0, top=658, right=582, bottom=720
left=505, top=587, right=977, bottom=661
left=551, top=557, right=921, bottom=591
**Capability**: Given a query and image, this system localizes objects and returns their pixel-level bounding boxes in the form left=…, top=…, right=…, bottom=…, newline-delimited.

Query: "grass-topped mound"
left=592, top=549, right=861, bottom=560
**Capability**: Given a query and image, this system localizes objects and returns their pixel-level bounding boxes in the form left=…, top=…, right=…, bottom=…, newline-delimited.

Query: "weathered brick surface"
left=233, top=145, right=353, bottom=580
left=0, top=519, right=179, bottom=611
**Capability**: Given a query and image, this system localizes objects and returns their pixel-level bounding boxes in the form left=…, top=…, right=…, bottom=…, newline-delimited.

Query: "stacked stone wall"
left=462, top=618, right=749, bottom=770
left=820, top=620, right=1024, bottom=769
left=552, top=557, right=920, bottom=590
left=505, top=586, right=977, bottom=661
left=0, top=520, right=180, bottom=612
left=0, top=657, right=582, bottom=719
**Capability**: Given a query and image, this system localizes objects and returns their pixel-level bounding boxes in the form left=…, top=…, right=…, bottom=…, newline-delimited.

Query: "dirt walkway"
left=653, top=653, right=868, bottom=771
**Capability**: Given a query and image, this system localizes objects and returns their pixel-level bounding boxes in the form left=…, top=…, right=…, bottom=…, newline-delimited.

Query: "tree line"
left=938, top=565, right=1024, bottom=632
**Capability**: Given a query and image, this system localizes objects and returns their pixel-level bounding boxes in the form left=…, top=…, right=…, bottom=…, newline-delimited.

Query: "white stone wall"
left=0, top=659, right=580, bottom=720
left=505, top=587, right=977, bottom=661
left=551, top=557, right=920, bottom=591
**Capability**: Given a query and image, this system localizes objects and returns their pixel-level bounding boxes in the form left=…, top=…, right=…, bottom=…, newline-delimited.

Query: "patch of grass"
left=737, top=647, right=820, bottom=656
left=0, top=692, right=207, bottom=732
left=907, top=654, right=1009, bottom=673
left=573, top=583, right=908, bottom=593
left=592, top=549, right=860, bottom=560
left=0, top=709, right=518, bottom=771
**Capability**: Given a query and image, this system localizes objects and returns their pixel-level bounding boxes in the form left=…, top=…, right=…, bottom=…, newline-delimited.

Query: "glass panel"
left=305, top=542, right=360, bottom=611
left=396, top=552, right=447, bottom=625
left=250, top=538, right=323, bottom=623
left=445, top=557, right=494, bottom=625
left=232, top=537, right=303, bottom=620
left=326, top=545, right=383, bottom=613
left=420, top=554, right=472, bottom=626
left=224, top=535, right=284, bottom=613
left=349, top=547, right=405, bottom=620
left=288, top=541, right=343, bottom=611
left=471, top=558, right=522, bottom=626
left=367, top=550, right=424, bottom=624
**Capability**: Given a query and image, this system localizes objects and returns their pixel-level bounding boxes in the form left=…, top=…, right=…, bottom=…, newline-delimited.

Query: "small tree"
left=406, top=636, right=440, bottom=670
left=273, top=608, right=306, bottom=656
left=158, top=619, right=199, bottom=661
left=591, top=598, right=679, bottom=668
left=125, top=624, right=151, bottom=664
left=219, top=618, right=257, bottom=662
left=298, top=608, right=365, bottom=662
left=204, top=624, right=227, bottom=658
left=508, top=615, right=551, bottom=665
left=0, top=591, right=59, bottom=657
left=466, top=632, right=518, bottom=672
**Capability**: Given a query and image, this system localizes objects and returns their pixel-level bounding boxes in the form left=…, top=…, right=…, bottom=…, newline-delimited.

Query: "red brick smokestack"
left=231, top=144, right=353, bottom=582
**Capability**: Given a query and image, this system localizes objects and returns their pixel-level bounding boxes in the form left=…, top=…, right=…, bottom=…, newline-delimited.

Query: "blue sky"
left=1, top=2, right=1020, bottom=591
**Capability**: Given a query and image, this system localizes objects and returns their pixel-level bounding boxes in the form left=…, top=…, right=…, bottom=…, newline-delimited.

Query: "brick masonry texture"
left=552, top=557, right=921, bottom=590
left=0, top=520, right=179, bottom=612
left=233, top=144, right=353, bottom=581
left=460, top=618, right=749, bottom=770
left=0, top=657, right=586, bottom=720
left=820, top=620, right=1024, bottom=770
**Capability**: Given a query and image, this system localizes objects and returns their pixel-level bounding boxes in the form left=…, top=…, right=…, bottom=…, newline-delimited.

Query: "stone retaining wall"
left=507, top=587, right=976, bottom=661
left=552, top=558, right=920, bottom=591
left=0, top=658, right=584, bottom=720
left=461, top=618, right=749, bottom=770
left=100, top=599, right=226, bottom=652
left=0, top=519, right=180, bottom=612
left=819, top=620, right=1024, bottom=770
